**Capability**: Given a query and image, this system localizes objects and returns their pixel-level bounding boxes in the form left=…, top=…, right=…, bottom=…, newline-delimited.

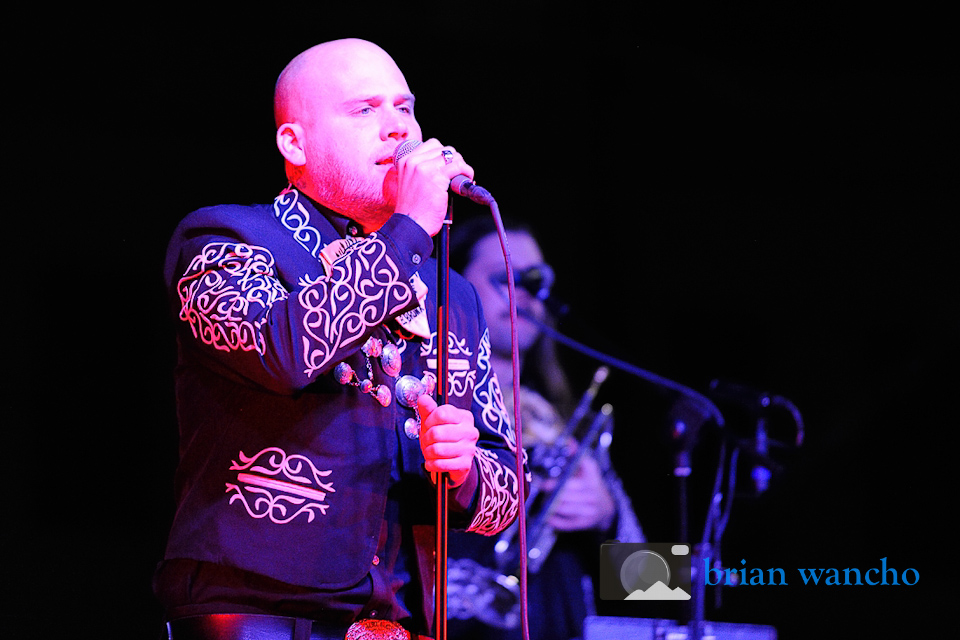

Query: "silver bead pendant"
left=403, top=417, right=421, bottom=440
left=395, top=375, right=426, bottom=409
left=380, top=342, right=403, bottom=378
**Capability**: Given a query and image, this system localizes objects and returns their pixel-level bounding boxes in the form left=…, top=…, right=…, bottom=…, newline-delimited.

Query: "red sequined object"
left=345, top=619, right=411, bottom=640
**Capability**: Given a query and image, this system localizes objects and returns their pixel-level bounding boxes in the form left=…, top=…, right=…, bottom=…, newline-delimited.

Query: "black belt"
left=166, top=614, right=431, bottom=640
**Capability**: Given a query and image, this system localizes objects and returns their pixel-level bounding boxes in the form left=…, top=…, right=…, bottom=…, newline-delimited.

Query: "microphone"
left=708, top=379, right=804, bottom=446
left=667, top=395, right=717, bottom=477
left=707, top=379, right=773, bottom=412
left=393, top=140, right=495, bottom=205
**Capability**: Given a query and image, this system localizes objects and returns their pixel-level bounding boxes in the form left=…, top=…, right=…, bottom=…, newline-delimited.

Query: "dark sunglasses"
left=489, top=264, right=555, bottom=301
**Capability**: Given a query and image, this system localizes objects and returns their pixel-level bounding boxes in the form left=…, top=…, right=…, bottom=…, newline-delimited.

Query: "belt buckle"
left=344, top=619, right=410, bottom=640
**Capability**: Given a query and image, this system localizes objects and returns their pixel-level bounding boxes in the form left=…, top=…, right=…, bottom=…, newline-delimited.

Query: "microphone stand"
left=434, top=198, right=453, bottom=640
left=515, top=310, right=727, bottom=640
left=435, top=179, right=528, bottom=640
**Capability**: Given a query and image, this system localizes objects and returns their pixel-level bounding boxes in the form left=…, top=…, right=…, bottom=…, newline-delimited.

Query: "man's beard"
left=308, top=155, right=394, bottom=226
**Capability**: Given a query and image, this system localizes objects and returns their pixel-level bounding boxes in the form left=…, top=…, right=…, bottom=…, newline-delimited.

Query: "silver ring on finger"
left=441, top=149, right=454, bottom=165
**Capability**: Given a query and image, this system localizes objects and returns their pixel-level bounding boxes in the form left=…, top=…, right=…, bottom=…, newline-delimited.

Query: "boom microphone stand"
left=513, top=311, right=726, bottom=640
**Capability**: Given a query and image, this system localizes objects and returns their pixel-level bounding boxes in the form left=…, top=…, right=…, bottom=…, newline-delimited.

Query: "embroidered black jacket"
left=157, top=189, right=524, bottom=630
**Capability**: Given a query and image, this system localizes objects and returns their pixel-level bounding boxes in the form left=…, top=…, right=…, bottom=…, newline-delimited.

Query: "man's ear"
left=276, top=122, right=307, bottom=166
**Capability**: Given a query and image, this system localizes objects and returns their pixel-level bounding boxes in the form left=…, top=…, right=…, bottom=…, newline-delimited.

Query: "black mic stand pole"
left=436, top=179, right=529, bottom=640
left=434, top=197, right=454, bottom=640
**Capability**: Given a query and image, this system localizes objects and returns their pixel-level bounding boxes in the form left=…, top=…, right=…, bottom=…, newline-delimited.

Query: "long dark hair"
left=449, top=215, right=576, bottom=419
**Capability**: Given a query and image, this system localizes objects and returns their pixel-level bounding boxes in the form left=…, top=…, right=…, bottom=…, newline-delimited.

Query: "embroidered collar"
left=272, top=186, right=357, bottom=259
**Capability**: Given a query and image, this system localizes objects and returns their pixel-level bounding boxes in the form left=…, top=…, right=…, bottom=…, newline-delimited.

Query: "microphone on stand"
left=394, top=138, right=519, bottom=640
left=707, top=379, right=805, bottom=494
left=707, top=379, right=773, bottom=411
left=667, top=395, right=717, bottom=478
left=707, top=379, right=804, bottom=445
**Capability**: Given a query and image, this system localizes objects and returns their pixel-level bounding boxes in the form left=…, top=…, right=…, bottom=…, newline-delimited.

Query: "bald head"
left=271, top=38, right=421, bottom=228
left=274, top=39, right=405, bottom=128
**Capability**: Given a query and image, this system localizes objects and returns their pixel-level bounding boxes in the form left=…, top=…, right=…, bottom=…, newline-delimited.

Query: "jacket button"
left=372, top=555, right=380, bottom=566
left=411, top=254, right=421, bottom=265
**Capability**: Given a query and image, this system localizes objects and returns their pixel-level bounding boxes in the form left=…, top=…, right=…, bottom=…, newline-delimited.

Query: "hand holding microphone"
left=393, top=139, right=494, bottom=236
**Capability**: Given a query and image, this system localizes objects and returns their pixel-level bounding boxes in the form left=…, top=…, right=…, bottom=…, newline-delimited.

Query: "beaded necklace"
left=333, top=335, right=435, bottom=439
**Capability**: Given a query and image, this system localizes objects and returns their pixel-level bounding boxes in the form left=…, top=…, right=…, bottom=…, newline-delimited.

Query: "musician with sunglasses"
left=446, top=217, right=644, bottom=640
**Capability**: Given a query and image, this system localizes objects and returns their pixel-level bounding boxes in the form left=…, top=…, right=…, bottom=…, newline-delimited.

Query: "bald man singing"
left=155, top=39, right=525, bottom=640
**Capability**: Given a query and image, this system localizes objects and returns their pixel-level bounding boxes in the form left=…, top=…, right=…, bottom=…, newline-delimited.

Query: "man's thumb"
left=417, top=393, right=438, bottom=422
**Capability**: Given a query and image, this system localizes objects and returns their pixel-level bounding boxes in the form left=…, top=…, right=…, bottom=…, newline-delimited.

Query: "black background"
left=9, top=3, right=954, bottom=639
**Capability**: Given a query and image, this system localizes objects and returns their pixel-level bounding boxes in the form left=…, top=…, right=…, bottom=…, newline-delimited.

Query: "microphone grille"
left=393, top=139, right=422, bottom=164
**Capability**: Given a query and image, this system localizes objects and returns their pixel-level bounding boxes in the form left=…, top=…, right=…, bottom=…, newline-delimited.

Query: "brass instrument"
left=447, top=366, right=613, bottom=629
